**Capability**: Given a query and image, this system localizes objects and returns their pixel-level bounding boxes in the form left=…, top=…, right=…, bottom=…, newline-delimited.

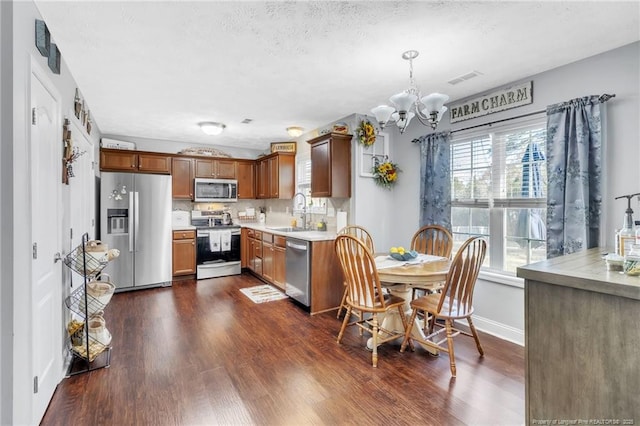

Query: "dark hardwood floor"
left=42, top=273, right=524, bottom=426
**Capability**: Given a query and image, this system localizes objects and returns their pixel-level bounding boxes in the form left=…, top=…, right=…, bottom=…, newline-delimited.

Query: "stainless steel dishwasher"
left=285, top=238, right=311, bottom=307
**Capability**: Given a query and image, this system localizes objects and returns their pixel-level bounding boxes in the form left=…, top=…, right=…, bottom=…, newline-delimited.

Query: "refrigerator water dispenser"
left=107, top=209, right=128, bottom=234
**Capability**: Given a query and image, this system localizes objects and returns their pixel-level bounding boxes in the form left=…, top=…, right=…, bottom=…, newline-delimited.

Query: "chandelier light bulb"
left=370, top=50, right=448, bottom=133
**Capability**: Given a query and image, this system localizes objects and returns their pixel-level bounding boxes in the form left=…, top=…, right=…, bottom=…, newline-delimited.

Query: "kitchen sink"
left=266, top=227, right=307, bottom=233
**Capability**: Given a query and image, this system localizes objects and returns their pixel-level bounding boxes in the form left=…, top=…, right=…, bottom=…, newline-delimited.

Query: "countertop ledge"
left=517, top=247, right=640, bottom=301
left=172, top=225, right=196, bottom=231
left=241, top=223, right=337, bottom=241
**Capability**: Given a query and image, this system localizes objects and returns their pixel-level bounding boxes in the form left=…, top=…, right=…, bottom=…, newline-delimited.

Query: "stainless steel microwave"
left=194, top=178, right=238, bottom=202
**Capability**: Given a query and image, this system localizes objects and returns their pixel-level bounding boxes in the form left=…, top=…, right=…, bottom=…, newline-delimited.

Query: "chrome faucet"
left=293, top=192, right=308, bottom=229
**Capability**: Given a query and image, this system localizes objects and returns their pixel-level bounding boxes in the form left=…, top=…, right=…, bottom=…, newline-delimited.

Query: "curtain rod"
left=450, top=93, right=616, bottom=134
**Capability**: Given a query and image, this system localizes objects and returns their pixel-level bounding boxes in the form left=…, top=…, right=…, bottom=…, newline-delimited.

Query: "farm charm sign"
left=449, top=81, right=533, bottom=123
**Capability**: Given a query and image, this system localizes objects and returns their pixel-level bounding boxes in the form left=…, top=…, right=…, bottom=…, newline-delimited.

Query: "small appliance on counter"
left=172, top=210, right=192, bottom=229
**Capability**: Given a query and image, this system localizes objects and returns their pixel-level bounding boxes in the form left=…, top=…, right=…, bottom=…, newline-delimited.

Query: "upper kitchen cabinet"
left=236, top=160, right=256, bottom=199
left=307, top=132, right=352, bottom=198
left=194, top=158, right=237, bottom=179
left=257, top=152, right=295, bottom=199
left=100, top=148, right=171, bottom=174
left=171, top=157, right=194, bottom=200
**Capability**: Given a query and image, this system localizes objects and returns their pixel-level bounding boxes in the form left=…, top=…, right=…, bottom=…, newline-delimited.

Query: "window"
left=450, top=117, right=547, bottom=274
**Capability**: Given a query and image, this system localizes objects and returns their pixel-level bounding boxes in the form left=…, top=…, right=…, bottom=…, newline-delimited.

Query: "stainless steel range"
left=192, top=210, right=241, bottom=279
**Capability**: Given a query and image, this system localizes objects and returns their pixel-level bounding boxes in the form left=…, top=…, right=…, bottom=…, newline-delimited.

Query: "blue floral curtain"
left=412, top=132, right=452, bottom=231
left=546, top=95, right=602, bottom=258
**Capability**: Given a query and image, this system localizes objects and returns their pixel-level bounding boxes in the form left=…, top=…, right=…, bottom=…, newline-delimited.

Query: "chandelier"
left=371, top=50, right=449, bottom=134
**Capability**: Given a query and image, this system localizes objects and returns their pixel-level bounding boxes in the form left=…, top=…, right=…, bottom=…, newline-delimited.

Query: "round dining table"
left=370, top=254, right=451, bottom=354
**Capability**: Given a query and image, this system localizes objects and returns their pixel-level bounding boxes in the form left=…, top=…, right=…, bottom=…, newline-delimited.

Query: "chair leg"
left=400, top=307, right=419, bottom=353
left=371, top=313, right=379, bottom=368
left=336, top=285, right=348, bottom=319
left=467, top=316, right=484, bottom=356
left=337, top=306, right=352, bottom=344
left=397, top=305, right=414, bottom=352
left=444, top=319, right=457, bottom=377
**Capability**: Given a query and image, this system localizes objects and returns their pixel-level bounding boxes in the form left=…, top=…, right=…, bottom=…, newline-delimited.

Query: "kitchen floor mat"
left=239, top=285, right=288, bottom=304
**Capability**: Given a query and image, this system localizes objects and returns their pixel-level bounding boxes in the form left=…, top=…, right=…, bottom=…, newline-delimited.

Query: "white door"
left=30, top=66, right=63, bottom=423
left=69, top=120, right=95, bottom=247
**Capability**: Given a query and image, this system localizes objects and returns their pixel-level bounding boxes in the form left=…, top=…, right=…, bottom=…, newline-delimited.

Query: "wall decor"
left=48, top=43, right=60, bottom=74
left=74, top=89, right=82, bottom=119
left=359, top=131, right=388, bottom=177
left=35, top=20, right=50, bottom=57
left=372, top=158, right=400, bottom=189
left=449, top=81, right=533, bottom=123
left=356, top=119, right=376, bottom=147
left=270, top=141, right=297, bottom=154
left=62, top=118, right=86, bottom=183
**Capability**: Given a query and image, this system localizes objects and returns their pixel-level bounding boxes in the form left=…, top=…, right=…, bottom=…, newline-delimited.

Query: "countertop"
left=516, top=247, right=640, bottom=301
left=241, top=223, right=337, bottom=242
left=172, top=225, right=196, bottom=231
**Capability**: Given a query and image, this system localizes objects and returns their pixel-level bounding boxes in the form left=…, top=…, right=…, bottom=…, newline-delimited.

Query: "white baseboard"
left=467, top=315, right=524, bottom=346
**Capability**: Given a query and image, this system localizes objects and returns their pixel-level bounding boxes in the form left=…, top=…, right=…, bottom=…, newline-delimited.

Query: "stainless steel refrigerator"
left=100, top=172, right=172, bottom=291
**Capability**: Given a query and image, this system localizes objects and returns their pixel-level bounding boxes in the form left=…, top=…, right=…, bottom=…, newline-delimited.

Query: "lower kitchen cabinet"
left=262, top=232, right=274, bottom=283
left=241, top=228, right=250, bottom=268
left=272, top=235, right=286, bottom=290
left=172, top=230, right=196, bottom=276
left=309, top=240, right=344, bottom=315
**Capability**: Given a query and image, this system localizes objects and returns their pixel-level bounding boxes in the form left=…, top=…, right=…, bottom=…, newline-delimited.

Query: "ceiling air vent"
left=241, top=118, right=253, bottom=124
left=448, top=70, right=483, bottom=86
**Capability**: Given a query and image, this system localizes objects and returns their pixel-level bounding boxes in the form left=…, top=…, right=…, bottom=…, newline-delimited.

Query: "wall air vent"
left=448, top=70, right=483, bottom=85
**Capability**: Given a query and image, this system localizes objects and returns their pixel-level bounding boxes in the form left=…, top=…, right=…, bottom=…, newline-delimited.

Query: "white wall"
left=0, top=2, right=12, bottom=423
left=6, top=2, right=103, bottom=424
left=390, top=41, right=640, bottom=344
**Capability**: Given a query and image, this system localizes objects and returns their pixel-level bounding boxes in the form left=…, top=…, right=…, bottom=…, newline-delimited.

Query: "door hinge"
left=32, top=242, right=37, bottom=259
left=33, top=376, right=38, bottom=393
left=32, top=108, right=37, bottom=125
left=70, top=228, right=73, bottom=240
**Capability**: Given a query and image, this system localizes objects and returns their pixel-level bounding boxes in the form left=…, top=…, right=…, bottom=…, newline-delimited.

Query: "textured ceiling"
left=34, top=1, right=640, bottom=151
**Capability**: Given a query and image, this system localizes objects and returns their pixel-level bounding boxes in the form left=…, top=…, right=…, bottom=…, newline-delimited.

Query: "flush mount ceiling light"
left=371, top=50, right=449, bottom=134
left=286, top=126, right=304, bottom=138
left=199, top=122, right=226, bottom=136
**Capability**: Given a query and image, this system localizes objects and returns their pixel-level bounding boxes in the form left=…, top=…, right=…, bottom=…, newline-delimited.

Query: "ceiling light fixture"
left=286, top=126, right=304, bottom=138
left=199, top=122, right=226, bottom=136
left=371, top=50, right=449, bottom=134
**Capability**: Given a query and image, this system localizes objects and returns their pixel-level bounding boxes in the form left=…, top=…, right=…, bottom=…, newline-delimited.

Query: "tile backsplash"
left=172, top=198, right=350, bottom=232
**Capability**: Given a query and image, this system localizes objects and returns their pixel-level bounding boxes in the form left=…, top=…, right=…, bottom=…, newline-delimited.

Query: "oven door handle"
left=199, top=261, right=241, bottom=269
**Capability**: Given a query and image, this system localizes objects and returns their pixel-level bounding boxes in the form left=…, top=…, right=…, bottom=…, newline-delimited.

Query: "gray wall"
left=390, top=41, right=640, bottom=343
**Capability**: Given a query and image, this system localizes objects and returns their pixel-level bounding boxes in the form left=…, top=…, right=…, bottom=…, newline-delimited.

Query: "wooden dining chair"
left=410, top=224, right=453, bottom=299
left=411, top=224, right=453, bottom=258
left=400, top=236, right=487, bottom=377
left=334, top=234, right=410, bottom=368
left=335, top=225, right=375, bottom=320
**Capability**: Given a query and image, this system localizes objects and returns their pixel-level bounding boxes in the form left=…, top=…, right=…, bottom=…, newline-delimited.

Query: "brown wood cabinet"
left=247, top=229, right=263, bottom=275
left=100, top=149, right=172, bottom=174
left=272, top=235, right=287, bottom=290
left=262, top=232, right=274, bottom=283
left=236, top=160, right=256, bottom=199
left=171, top=157, right=193, bottom=199
left=257, top=152, right=295, bottom=199
left=172, top=230, right=196, bottom=276
left=309, top=239, right=344, bottom=315
left=194, top=158, right=236, bottom=179
left=307, top=132, right=352, bottom=198
left=241, top=228, right=250, bottom=268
